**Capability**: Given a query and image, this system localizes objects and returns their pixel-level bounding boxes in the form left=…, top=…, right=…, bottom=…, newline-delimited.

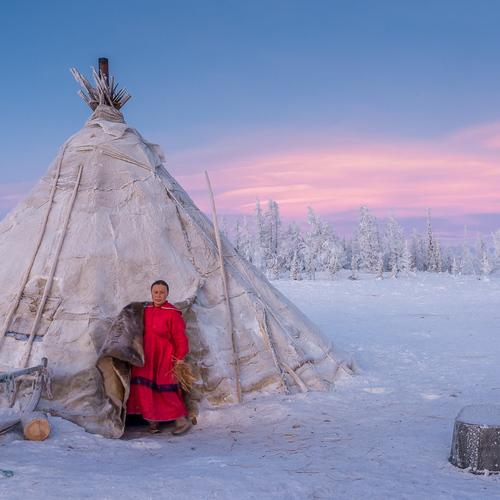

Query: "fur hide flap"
left=98, top=301, right=147, bottom=367
left=95, top=301, right=147, bottom=438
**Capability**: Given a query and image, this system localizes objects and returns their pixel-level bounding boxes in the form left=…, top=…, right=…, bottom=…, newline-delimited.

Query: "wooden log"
left=450, top=404, right=500, bottom=473
left=21, top=411, right=50, bottom=441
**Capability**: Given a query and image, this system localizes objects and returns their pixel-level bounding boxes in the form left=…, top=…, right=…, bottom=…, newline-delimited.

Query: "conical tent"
left=0, top=66, right=356, bottom=438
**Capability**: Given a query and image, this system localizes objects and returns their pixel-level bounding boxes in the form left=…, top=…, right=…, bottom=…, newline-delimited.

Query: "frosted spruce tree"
left=385, top=207, right=405, bottom=273
left=442, top=244, right=454, bottom=273
left=492, top=229, right=500, bottom=271
left=426, top=208, right=442, bottom=272
left=349, top=255, right=358, bottom=280
left=232, top=219, right=241, bottom=253
left=327, top=243, right=345, bottom=279
left=253, top=197, right=266, bottom=270
left=410, top=229, right=427, bottom=271
left=281, top=221, right=304, bottom=276
left=400, top=240, right=413, bottom=278
left=355, top=205, right=380, bottom=273
left=375, top=253, right=384, bottom=280
left=475, top=233, right=489, bottom=274
left=239, top=216, right=254, bottom=263
left=219, top=214, right=229, bottom=239
left=264, top=199, right=283, bottom=278
left=290, top=251, right=302, bottom=281
left=341, top=236, right=353, bottom=270
left=481, top=252, right=492, bottom=281
left=305, top=206, right=340, bottom=274
left=459, top=226, right=475, bottom=275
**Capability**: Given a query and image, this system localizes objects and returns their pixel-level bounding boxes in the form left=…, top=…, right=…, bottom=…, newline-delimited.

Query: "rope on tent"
left=0, top=142, right=70, bottom=347
left=205, top=172, right=243, bottom=404
left=20, top=166, right=83, bottom=370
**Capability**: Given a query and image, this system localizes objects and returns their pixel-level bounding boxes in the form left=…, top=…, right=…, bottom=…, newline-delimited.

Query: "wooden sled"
left=0, top=357, right=53, bottom=440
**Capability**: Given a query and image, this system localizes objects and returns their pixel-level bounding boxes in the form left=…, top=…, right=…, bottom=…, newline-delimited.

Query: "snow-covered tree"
left=355, top=205, right=380, bottom=273
left=442, top=244, right=454, bottom=273
left=492, top=229, right=500, bottom=271
left=375, top=253, right=384, bottom=280
left=219, top=214, right=228, bottom=239
left=385, top=208, right=405, bottom=272
left=281, top=221, right=304, bottom=274
left=349, top=255, right=358, bottom=280
left=239, top=216, right=254, bottom=263
left=481, top=252, right=492, bottom=281
left=232, top=219, right=241, bottom=253
left=290, top=251, right=302, bottom=281
left=253, top=197, right=265, bottom=269
left=304, top=247, right=316, bottom=280
left=304, top=206, right=339, bottom=273
left=426, top=208, right=441, bottom=272
left=475, top=232, right=489, bottom=273
left=410, top=229, right=426, bottom=271
left=327, top=243, right=345, bottom=279
left=341, top=237, right=353, bottom=270
left=400, top=240, right=412, bottom=278
left=459, top=227, right=475, bottom=275
left=265, top=199, right=282, bottom=264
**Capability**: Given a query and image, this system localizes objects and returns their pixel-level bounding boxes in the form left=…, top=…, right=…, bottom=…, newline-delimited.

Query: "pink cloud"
left=170, top=129, right=500, bottom=228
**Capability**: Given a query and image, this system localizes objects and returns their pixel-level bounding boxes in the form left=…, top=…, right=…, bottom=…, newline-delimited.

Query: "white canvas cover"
left=0, top=103, right=356, bottom=438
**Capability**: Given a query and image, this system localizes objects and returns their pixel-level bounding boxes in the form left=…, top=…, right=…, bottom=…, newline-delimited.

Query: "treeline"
left=219, top=198, right=500, bottom=280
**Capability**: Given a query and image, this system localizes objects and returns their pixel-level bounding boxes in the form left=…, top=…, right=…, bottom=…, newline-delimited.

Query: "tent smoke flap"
left=0, top=64, right=356, bottom=438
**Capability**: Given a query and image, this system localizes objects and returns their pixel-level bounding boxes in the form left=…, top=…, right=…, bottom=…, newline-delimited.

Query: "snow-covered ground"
left=1, top=272, right=499, bottom=499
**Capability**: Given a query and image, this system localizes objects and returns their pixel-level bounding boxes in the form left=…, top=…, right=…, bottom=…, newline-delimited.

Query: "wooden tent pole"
left=205, top=172, right=243, bottom=404
left=0, top=142, right=68, bottom=347
left=20, top=166, right=83, bottom=369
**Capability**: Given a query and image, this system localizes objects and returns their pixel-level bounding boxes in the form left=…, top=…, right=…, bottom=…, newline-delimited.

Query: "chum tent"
left=0, top=63, right=356, bottom=438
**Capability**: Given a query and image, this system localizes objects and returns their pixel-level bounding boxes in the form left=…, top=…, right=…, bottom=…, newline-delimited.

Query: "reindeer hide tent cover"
left=0, top=66, right=356, bottom=438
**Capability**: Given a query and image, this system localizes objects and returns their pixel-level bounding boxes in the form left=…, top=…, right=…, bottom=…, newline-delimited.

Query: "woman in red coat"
left=127, top=280, right=191, bottom=435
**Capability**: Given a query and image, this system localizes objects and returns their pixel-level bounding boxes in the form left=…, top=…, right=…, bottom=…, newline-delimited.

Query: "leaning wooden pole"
left=0, top=142, right=68, bottom=347
left=205, top=172, right=243, bottom=404
left=20, top=165, right=83, bottom=369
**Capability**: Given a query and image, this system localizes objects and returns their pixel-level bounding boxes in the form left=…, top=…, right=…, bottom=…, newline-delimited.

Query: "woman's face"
left=151, top=284, right=168, bottom=307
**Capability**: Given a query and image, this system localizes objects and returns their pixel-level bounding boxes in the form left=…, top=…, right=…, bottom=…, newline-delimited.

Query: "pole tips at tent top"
left=70, top=58, right=131, bottom=111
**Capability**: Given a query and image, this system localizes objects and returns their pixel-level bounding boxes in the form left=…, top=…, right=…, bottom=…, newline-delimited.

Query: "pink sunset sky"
left=167, top=121, right=500, bottom=243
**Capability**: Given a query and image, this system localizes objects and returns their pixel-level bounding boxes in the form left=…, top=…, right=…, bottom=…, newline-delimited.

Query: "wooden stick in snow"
left=205, top=171, right=243, bottom=404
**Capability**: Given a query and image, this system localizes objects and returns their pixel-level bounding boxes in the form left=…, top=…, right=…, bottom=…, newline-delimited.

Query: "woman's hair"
left=151, top=280, right=169, bottom=293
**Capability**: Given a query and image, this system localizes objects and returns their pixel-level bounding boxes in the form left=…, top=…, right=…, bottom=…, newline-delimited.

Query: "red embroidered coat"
left=127, top=302, right=189, bottom=421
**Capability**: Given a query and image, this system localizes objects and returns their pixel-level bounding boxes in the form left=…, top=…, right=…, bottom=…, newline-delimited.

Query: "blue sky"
left=1, top=1, right=500, bottom=241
